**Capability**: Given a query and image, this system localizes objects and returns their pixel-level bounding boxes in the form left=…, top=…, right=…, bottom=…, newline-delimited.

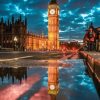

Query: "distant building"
left=0, top=15, right=27, bottom=51
left=25, top=0, right=60, bottom=51
left=0, top=15, right=48, bottom=51
left=60, top=41, right=81, bottom=52
left=25, top=32, right=48, bottom=51
left=83, top=23, right=100, bottom=51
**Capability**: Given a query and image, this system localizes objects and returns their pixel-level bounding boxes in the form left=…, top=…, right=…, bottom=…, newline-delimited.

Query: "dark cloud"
left=0, top=0, right=99, bottom=40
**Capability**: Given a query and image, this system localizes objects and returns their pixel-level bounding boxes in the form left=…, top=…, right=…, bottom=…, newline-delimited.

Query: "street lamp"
left=14, top=36, right=18, bottom=51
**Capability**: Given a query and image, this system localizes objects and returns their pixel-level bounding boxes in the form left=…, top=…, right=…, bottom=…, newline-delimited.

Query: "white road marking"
left=0, top=56, right=33, bottom=62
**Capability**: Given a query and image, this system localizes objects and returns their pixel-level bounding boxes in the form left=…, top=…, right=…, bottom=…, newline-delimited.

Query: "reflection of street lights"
left=14, top=36, right=18, bottom=51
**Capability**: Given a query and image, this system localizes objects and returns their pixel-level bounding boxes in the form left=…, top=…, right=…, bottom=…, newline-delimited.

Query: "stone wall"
left=80, top=51, right=100, bottom=84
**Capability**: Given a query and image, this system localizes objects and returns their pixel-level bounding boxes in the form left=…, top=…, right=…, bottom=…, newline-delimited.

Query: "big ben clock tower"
left=48, top=0, right=59, bottom=50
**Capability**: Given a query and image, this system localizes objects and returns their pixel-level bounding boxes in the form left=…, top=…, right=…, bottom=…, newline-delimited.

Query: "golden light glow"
left=25, top=34, right=48, bottom=51
left=48, top=60, right=59, bottom=95
left=25, top=1, right=59, bottom=51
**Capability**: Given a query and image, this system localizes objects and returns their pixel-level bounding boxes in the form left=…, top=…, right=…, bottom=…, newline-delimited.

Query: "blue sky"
left=0, top=0, right=100, bottom=41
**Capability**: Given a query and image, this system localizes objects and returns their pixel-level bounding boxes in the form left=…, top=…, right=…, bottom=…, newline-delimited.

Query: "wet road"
left=0, top=52, right=32, bottom=59
left=0, top=51, right=61, bottom=59
left=0, top=58, right=99, bottom=100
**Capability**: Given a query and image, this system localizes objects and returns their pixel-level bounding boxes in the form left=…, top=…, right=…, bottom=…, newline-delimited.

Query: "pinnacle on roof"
left=50, top=0, right=57, bottom=4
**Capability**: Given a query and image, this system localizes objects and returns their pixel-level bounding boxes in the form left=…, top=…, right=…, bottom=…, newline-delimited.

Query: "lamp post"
left=14, top=36, right=18, bottom=51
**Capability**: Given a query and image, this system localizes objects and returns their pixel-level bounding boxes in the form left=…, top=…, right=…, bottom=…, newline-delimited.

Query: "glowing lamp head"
left=14, top=36, right=18, bottom=42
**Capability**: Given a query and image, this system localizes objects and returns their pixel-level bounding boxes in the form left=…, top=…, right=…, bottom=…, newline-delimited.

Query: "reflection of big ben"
left=48, top=0, right=59, bottom=50
left=48, top=60, right=59, bottom=95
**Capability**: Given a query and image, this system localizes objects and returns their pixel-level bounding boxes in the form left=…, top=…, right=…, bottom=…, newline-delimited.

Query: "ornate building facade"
left=0, top=15, right=27, bottom=51
left=25, top=0, right=60, bottom=51
left=48, top=0, right=59, bottom=50
left=25, top=32, right=48, bottom=51
left=0, top=0, right=60, bottom=51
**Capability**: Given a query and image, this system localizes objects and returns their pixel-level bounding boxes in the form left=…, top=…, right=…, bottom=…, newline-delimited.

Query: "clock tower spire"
left=48, top=0, right=59, bottom=50
left=50, top=0, right=57, bottom=4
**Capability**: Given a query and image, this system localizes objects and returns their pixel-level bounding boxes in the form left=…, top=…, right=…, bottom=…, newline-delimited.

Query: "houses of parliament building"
left=0, top=0, right=60, bottom=51
left=0, top=15, right=27, bottom=51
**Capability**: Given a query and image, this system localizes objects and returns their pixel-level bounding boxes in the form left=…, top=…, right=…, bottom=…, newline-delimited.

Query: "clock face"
left=50, top=9, right=55, bottom=15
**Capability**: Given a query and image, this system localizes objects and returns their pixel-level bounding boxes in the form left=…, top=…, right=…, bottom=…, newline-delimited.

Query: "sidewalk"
left=80, top=51, right=100, bottom=84
left=83, top=51, right=100, bottom=60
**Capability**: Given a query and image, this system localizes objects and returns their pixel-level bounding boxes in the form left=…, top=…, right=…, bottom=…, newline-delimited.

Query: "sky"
left=0, top=0, right=100, bottom=41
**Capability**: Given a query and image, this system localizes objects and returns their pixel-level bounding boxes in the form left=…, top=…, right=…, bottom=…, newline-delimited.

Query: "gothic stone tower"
left=48, top=0, right=59, bottom=50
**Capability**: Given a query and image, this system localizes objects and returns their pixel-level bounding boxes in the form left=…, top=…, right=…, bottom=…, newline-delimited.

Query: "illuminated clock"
left=50, top=9, right=55, bottom=15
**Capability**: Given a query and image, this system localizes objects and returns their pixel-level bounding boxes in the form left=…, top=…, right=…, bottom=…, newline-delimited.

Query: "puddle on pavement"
left=0, top=59, right=99, bottom=100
